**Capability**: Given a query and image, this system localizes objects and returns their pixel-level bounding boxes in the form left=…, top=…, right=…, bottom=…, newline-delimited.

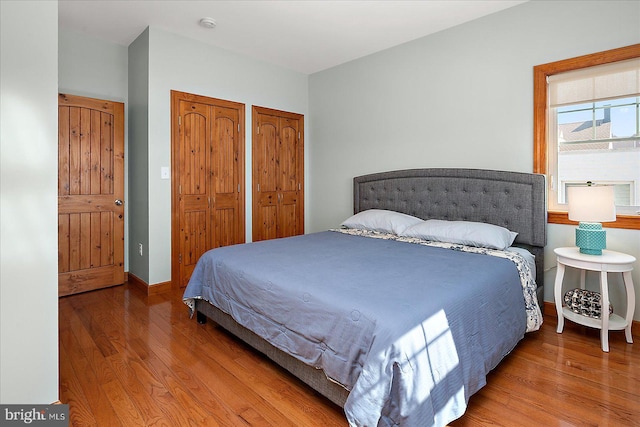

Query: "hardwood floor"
left=59, top=283, right=639, bottom=426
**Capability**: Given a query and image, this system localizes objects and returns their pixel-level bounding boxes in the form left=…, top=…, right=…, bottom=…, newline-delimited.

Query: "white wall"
left=0, top=0, right=59, bottom=403
left=145, top=27, right=309, bottom=284
left=308, top=0, right=640, bottom=318
left=58, top=28, right=130, bottom=271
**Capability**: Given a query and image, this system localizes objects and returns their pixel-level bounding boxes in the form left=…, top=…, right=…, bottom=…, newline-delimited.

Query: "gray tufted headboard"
left=354, top=168, right=547, bottom=304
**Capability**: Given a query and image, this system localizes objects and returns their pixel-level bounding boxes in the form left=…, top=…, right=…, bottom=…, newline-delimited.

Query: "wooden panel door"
left=253, top=113, right=279, bottom=241
left=277, top=116, right=302, bottom=238
left=211, top=105, right=244, bottom=249
left=171, top=91, right=245, bottom=288
left=58, top=94, right=125, bottom=296
left=252, top=106, right=304, bottom=242
left=176, top=100, right=210, bottom=287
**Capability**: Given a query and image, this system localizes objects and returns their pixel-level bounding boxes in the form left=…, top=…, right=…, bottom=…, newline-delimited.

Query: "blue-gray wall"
left=138, top=27, right=309, bottom=284
left=128, top=29, right=151, bottom=283
left=308, top=0, right=640, bottom=314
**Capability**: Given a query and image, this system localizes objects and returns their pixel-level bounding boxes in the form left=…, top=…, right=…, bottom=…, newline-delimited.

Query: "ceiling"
left=58, top=0, right=527, bottom=75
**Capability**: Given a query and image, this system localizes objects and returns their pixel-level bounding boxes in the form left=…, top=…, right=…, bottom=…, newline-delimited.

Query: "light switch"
left=161, top=166, right=170, bottom=179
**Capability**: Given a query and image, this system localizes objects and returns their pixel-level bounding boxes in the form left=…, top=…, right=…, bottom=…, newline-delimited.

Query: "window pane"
left=558, top=97, right=639, bottom=142
left=555, top=97, right=640, bottom=208
left=557, top=104, right=592, bottom=124
left=557, top=104, right=598, bottom=143
left=611, top=102, right=637, bottom=138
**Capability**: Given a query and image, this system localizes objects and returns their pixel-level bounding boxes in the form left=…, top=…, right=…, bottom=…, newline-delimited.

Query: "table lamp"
left=567, top=183, right=616, bottom=255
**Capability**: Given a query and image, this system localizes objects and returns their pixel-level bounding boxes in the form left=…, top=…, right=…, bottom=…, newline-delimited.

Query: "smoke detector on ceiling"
left=199, top=17, right=217, bottom=29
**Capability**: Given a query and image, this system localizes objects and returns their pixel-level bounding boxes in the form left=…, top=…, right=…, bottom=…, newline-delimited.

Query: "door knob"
left=115, top=199, right=123, bottom=206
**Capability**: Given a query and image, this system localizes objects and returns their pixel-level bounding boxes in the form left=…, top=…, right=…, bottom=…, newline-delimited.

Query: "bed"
left=183, top=168, right=547, bottom=427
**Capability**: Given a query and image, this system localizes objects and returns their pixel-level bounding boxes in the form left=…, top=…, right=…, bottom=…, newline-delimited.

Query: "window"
left=554, top=96, right=639, bottom=207
left=534, top=44, right=640, bottom=230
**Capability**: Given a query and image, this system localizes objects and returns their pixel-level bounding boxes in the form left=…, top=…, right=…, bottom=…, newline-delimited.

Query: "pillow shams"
left=400, top=219, right=518, bottom=250
left=340, top=209, right=423, bottom=235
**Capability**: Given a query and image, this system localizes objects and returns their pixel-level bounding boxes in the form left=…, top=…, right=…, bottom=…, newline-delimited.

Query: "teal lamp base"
left=575, top=222, right=606, bottom=255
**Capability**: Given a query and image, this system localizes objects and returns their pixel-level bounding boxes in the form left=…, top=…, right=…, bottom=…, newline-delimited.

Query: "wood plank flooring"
left=59, top=283, right=639, bottom=426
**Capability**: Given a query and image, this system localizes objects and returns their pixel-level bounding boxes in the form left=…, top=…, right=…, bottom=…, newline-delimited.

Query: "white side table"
left=554, top=247, right=636, bottom=352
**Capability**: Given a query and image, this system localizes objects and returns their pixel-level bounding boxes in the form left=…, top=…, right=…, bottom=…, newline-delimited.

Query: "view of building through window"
left=555, top=96, right=640, bottom=208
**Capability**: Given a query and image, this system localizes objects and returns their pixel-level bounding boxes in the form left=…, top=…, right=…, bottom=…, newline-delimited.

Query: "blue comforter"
left=183, top=230, right=539, bottom=427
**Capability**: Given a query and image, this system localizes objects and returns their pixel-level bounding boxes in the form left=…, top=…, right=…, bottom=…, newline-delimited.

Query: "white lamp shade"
left=567, top=185, right=616, bottom=223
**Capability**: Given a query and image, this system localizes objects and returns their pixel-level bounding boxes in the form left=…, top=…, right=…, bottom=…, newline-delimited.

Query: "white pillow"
left=400, top=219, right=518, bottom=250
left=341, top=209, right=423, bottom=235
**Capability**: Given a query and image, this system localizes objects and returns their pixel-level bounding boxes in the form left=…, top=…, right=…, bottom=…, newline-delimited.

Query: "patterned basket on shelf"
left=563, top=288, right=613, bottom=319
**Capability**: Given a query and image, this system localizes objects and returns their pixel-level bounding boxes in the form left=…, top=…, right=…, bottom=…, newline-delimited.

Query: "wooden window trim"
left=533, top=44, right=640, bottom=231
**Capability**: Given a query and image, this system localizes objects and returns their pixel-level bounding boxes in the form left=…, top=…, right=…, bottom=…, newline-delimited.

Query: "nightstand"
left=554, top=247, right=636, bottom=352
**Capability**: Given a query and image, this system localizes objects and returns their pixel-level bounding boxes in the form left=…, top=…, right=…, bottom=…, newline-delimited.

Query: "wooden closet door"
left=253, top=113, right=280, bottom=241
left=277, top=116, right=302, bottom=239
left=211, top=106, right=243, bottom=248
left=252, top=106, right=304, bottom=242
left=171, top=91, right=245, bottom=288
left=176, top=100, right=210, bottom=287
left=58, top=94, right=125, bottom=296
